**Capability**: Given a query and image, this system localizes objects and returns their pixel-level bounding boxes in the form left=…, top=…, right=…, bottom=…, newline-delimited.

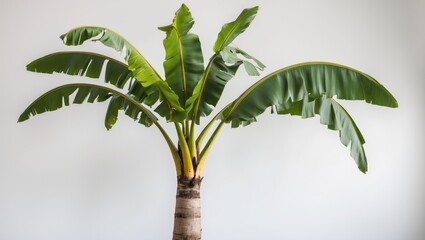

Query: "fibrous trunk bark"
left=173, top=177, right=202, bottom=240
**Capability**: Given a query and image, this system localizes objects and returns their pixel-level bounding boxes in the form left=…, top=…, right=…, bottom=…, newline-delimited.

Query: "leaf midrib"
left=191, top=54, right=219, bottom=120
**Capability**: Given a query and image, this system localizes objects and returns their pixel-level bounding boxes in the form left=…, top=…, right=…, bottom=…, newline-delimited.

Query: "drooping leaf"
left=217, top=95, right=368, bottom=172
left=60, top=26, right=184, bottom=120
left=242, top=96, right=367, bottom=172
left=292, top=97, right=367, bottom=172
left=105, top=95, right=156, bottom=129
left=234, top=46, right=266, bottom=71
left=187, top=55, right=242, bottom=124
left=242, top=61, right=260, bottom=76
left=220, top=47, right=241, bottom=64
left=27, top=51, right=133, bottom=88
left=223, top=62, right=398, bottom=125
left=221, top=46, right=265, bottom=76
left=213, top=6, right=259, bottom=53
left=18, top=83, right=156, bottom=128
left=159, top=4, right=204, bottom=107
left=220, top=62, right=398, bottom=172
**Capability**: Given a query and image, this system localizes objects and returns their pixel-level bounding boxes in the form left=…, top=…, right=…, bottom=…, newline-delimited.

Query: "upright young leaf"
left=159, top=4, right=204, bottom=107
left=213, top=6, right=259, bottom=53
left=187, top=6, right=261, bottom=124
left=60, top=27, right=184, bottom=120
left=187, top=55, right=241, bottom=124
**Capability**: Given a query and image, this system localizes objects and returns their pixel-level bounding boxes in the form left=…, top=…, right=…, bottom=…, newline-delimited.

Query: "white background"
left=1, top=0, right=424, bottom=239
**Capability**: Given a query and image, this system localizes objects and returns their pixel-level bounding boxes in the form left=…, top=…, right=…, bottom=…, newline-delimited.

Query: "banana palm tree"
left=18, top=4, right=398, bottom=240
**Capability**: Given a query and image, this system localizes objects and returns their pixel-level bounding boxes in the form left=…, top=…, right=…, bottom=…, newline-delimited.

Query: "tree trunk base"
left=173, top=177, right=202, bottom=240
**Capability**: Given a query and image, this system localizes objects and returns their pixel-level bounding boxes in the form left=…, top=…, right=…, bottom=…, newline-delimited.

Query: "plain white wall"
left=1, top=0, right=424, bottom=239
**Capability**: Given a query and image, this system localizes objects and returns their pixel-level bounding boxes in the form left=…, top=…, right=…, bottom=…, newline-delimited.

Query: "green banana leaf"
left=221, top=62, right=398, bottom=172
left=26, top=51, right=156, bottom=103
left=105, top=95, right=156, bottom=129
left=294, top=96, right=366, bottom=164
left=188, top=6, right=262, bottom=124
left=187, top=49, right=265, bottom=124
left=213, top=6, right=259, bottom=53
left=292, top=97, right=367, bottom=172
left=224, top=62, right=398, bottom=123
left=224, top=96, right=368, bottom=172
left=18, top=83, right=156, bottom=128
left=26, top=51, right=133, bottom=89
left=159, top=4, right=204, bottom=107
left=60, top=26, right=184, bottom=120
left=26, top=51, right=159, bottom=125
left=187, top=55, right=241, bottom=124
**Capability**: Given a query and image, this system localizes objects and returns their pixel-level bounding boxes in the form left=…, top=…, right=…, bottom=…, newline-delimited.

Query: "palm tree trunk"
left=172, top=177, right=202, bottom=240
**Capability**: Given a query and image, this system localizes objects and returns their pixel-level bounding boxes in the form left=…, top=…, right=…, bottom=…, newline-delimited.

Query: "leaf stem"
left=153, top=121, right=182, bottom=176
left=195, top=120, right=225, bottom=177
left=190, top=54, right=218, bottom=124
left=196, top=103, right=229, bottom=147
left=175, top=122, right=194, bottom=178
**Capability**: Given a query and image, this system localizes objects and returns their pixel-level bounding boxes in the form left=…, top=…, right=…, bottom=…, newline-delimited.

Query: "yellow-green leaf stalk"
left=175, top=122, right=194, bottom=178
left=195, top=121, right=225, bottom=177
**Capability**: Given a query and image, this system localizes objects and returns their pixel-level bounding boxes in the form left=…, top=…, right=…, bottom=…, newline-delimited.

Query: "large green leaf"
left=220, top=62, right=398, bottom=172
left=26, top=51, right=158, bottom=108
left=213, top=6, right=259, bottom=53
left=18, top=83, right=156, bottom=128
left=27, top=51, right=133, bottom=88
left=187, top=55, right=241, bottom=124
left=186, top=6, right=261, bottom=124
left=159, top=4, right=204, bottom=107
left=223, top=62, right=398, bottom=124
left=60, top=26, right=184, bottom=120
